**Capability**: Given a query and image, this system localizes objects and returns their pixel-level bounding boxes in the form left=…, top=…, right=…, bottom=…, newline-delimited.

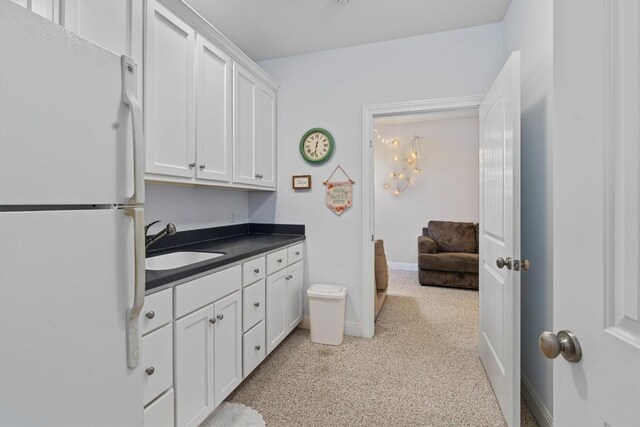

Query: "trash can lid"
left=307, top=284, right=347, bottom=299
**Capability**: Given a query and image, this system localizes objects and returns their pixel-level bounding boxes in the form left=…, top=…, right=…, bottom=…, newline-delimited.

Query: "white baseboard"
left=521, top=372, right=553, bottom=427
left=387, top=262, right=418, bottom=271
left=299, top=316, right=363, bottom=337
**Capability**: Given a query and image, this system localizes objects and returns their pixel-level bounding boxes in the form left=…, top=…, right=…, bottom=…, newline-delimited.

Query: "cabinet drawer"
left=242, top=256, right=265, bottom=286
left=243, top=321, right=265, bottom=378
left=142, top=324, right=173, bottom=406
left=174, top=265, right=241, bottom=319
left=266, top=249, right=287, bottom=274
left=242, top=279, right=265, bottom=332
left=287, top=243, right=304, bottom=265
left=142, top=289, right=172, bottom=336
left=144, top=388, right=174, bottom=427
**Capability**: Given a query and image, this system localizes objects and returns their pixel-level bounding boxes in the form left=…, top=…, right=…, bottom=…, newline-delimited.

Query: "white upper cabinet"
left=145, top=0, right=196, bottom=178
left=196, top=35, right=232, bottom=183
left=255, top=84, right=277, bottom=188
left=233, top=63, right=258, bottom=186
left=11, top=0, right=60, bottom=23
left=233, top=63, right=277, bottom=189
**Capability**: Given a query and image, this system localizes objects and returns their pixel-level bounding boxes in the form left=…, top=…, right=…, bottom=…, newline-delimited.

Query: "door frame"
left=360, top=94, right=484, bottom=338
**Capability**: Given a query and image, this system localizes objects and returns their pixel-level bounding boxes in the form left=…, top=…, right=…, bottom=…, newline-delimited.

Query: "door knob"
left=145, top=311, right=155, bottom=319
left=539, top=330, right=582, bottom=363
left=209, top=318, right=216, bottom=324
left=199, top=163, right=206, bottom=170
left=188, top=162, right=196, bottom=168
left=217, top=314, right=224, bottom=320
left=254, top=301, right=260, bottom=307
left=255, top=345, right=261, bottom=351
left=496, top=257, right=512, bottom=270
left=145, top=367, right=155, bottom=376
left=521, top=259, right=531, bottom=271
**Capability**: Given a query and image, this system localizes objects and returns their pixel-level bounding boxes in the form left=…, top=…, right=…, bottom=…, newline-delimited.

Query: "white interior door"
left=552, top=1, right=640, bottom=425
left=479, top=51, right=521, bottom=427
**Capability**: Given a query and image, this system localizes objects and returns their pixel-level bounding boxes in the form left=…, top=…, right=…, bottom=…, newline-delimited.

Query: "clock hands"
left=314, top=140, right=319, bottom=154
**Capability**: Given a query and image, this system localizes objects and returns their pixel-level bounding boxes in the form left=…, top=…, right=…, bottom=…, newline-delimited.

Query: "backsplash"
left=144, top=183, right=250, bottom=231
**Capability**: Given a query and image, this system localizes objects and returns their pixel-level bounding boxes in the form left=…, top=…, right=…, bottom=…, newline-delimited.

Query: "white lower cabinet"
left=266, top=259, right=304, bottom=354
left=213, top=291, right=242, bottom=407
left=142, top=324, right=173, bottom=406
left=145, top=242, right=304, bottom=427
left=286, top=261, right=304, bottom=332
left=243, top=321, right=266, bottom=378
left=266, top=268, right=287, bottom=354
left=174, top=305, right=215, bottom=427
left=144, top=389, right=175, bottom=427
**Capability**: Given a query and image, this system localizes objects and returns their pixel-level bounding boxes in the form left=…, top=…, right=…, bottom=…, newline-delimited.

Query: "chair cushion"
left=419, top=252, right=479, bottom=274
left=428, top=221, right=477, bottom=253
left=374, top=240, right=389, bottom=291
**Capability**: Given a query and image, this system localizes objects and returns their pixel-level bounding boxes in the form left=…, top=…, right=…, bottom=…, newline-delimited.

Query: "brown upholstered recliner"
left=417, top=221, right=479, bottom=290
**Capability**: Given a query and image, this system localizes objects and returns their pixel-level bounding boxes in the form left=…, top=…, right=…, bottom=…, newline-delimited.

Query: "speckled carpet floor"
left=227, top=270, right=539, bottom=427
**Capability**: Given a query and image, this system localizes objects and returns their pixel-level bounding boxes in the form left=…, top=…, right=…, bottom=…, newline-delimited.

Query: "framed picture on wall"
left=292, top=175, right=312, bottom=190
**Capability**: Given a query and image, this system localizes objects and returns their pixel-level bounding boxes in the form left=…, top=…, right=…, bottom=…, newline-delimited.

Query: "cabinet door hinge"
left=370, top=140, right=373, bottom=148
left=371, top=234, right=374, bottom=241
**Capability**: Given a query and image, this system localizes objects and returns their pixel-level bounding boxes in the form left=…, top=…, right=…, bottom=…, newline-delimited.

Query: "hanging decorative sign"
left=323, top=165, right=355, bottom=216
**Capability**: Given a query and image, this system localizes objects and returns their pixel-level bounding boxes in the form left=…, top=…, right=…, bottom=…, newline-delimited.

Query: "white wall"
left=250, top=23, right=504, bottom=334
left=503, top=0, right=554, bottom=424
left=145, top=184, right=249, bottom=231
left=374, top=117, right=479, bottom=267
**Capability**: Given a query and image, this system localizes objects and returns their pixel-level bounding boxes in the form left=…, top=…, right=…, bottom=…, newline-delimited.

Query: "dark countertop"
left=145, top=223, right=305, bottom=293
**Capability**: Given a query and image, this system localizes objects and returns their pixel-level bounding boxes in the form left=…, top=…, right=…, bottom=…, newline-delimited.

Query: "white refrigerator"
left=0, top=3, right=146, bottom=426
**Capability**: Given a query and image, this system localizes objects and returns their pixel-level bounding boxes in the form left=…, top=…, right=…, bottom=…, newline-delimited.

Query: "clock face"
left=300, top=128, right=334, bottom=164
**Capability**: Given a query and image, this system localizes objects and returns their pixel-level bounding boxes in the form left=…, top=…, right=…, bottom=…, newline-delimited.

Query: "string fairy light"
left=374, top=131, right=422, bottom=196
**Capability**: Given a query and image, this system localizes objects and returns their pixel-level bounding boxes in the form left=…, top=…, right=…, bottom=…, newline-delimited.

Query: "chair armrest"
left=418, top=236, right=437, bottom=254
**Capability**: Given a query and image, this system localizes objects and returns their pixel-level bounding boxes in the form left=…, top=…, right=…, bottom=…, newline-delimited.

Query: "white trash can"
left=307, top=284, right=347, bottom=345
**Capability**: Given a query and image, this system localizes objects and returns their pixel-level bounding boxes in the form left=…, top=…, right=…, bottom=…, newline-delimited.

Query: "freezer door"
left=0, top=2, right=134, bottom=205
left=0, top=209, right=143, bottom=426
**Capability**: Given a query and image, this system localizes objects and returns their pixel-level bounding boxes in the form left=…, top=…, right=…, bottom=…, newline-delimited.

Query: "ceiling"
left=185, top=0, right=511, bottom=61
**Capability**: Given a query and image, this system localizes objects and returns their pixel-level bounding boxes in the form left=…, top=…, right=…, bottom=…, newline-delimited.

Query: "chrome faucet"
left=145, top=220, right=177, bottom=249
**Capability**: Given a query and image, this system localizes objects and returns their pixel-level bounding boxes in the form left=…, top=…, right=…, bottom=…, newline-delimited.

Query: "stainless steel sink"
left=146, top=251, right=225, bottom=271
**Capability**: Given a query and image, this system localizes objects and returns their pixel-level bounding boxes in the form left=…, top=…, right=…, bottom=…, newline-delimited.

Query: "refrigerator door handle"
left=124, top=207, right=145, bottom=369
left=121, top=56, right=145, bottom=206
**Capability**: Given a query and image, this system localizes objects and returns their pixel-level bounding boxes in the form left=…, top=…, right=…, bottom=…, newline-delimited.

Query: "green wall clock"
left=300, top=128, right=335, bottom=164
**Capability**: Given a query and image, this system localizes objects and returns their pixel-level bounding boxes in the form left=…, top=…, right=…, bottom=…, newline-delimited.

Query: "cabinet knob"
left=255, top=345, right=261, bottom=351
left=199, top=164, right=206, bottom=170
left=188, top=162, right=196, bottom=168
left=295, top=251, right=300, bottom=256
left=217, top=314, right=224, bottom=320
left=209, top=318, right=216, bottom=324
left=254, top=268, right=260, bottom=274
left=254, top=301, right=260, bottom=307
left=255, top=173, right=260, bottom=178
left=145, top=311, right=155, bottom=320
left=285, top=274, right=293, bottom=280
left=145, top=367, right=155, bottom=376
left=277, top=258, right=283, bottom=263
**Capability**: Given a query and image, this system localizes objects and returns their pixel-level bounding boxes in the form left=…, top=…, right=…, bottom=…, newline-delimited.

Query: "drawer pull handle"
left=145, top=311, right=155, bottom=320
left=217, top=314, right=224, bottom=320
left=254, top=268, right=260, bottom=274
left=277, top=258, right=283, bottom=263
left=295, top=251, right=300, bottom=256
left=145, top=367, right=155, bottom=376
left=255, top=345, right=261, bottom=351
left=209, top=318, right=216, bottom=324
left=254, top=301, right=260, bottom=307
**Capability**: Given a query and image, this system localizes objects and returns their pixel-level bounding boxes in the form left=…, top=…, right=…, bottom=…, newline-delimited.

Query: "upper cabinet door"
left=12, top=0, right=61, bottom=23
left=145, top=0, right=196, bottom=178
left=233, top=62, right=258, bottom=186
left=195, top=35, right=232, bottom=183
left=255, top=84, right=276, bottom=189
